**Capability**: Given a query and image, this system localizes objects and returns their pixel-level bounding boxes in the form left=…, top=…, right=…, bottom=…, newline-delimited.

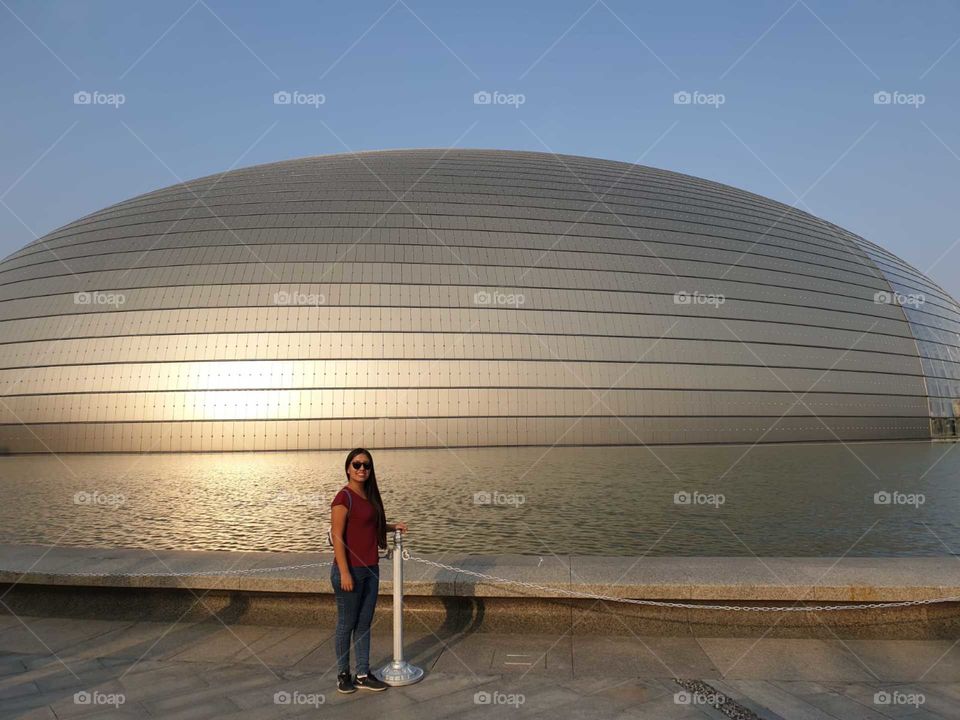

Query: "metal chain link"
left=14, top=548, right=960, bottom=612
left=20, top=549, right=400, bottom=579
left=404, top=553, right=960, bottom=612
left=22, top=559, right=337, bottom=579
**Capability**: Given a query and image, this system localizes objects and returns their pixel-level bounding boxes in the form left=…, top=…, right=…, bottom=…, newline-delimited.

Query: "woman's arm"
left=331, top=504, right=354, bottom=590
left=385, top=521, right=408, bottom=533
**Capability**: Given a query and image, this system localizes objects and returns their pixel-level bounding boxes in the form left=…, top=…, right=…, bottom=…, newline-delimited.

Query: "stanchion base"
left=374, top=660, right=424, bottom=686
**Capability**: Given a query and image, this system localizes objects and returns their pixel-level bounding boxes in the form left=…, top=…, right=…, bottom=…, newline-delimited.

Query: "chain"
left=27, top=550, right=398, bottom=579
left=28, top=559, right=336, bottom=579
left=404, top=554, right=960, bottom=613
left=16, top=548, right=960, bottom=612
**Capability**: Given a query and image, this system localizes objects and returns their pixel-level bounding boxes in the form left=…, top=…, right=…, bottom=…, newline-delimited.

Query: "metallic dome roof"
left=0, top=149, right=957, bottom=452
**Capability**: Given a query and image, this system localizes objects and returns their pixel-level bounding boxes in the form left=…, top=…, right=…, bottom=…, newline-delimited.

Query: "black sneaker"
left=337, top=671, right=356, bottom=694
left=354, top=673, right=388, bottom=691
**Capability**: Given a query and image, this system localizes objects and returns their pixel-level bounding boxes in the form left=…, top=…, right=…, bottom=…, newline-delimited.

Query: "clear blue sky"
left=2, top=0, right=959, bottom=297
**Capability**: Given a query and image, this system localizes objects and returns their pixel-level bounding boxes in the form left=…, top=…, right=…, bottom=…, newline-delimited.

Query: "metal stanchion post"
left=374, top=529, right=424, bottom=686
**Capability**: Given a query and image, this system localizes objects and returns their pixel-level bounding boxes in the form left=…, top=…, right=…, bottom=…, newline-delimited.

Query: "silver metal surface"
left=374, top=529, right=423, bottom=686
left=0, top=149, right=957, bottom=451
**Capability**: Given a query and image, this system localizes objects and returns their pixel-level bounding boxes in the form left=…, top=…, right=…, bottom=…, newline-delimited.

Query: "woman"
left=330, top=448, right=408, bottom=693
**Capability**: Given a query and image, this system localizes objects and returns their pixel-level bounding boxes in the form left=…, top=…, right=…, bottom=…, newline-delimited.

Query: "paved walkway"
left=1, top=614, right=959, bottom=719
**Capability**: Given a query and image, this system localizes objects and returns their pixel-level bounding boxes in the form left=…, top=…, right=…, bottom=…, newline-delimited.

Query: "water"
left=0, top=442, right=957, bottom=556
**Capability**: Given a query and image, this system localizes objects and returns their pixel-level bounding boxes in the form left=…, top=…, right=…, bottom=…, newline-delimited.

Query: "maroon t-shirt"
left=331, top=487, right=379, bottom=567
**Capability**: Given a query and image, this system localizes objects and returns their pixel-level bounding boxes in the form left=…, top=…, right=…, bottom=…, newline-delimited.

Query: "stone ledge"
left=2, top=543, right=959, bottom=603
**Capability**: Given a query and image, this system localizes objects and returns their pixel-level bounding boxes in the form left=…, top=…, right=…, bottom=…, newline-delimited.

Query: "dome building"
left=0, top=149, right=957, bottom=452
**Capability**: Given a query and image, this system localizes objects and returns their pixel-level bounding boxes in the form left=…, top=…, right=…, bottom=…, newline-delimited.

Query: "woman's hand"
left=339, top=567, right=354, bottom=592
left=393, top=521, right=408, bottom=534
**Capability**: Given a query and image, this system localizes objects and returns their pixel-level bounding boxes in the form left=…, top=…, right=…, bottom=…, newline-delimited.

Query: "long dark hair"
left=345, top=447, right=387, bottom=550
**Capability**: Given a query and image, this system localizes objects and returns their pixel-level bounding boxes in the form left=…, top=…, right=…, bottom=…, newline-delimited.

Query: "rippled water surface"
left=0, top=443, right=958, bottom=556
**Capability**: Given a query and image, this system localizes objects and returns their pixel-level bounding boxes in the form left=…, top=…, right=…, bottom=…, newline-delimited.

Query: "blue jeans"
left=330, top=564, right=380, bottom=675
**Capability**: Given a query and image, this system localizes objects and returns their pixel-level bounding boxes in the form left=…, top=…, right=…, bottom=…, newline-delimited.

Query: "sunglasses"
left=351, top=461, right=372, bottom=470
